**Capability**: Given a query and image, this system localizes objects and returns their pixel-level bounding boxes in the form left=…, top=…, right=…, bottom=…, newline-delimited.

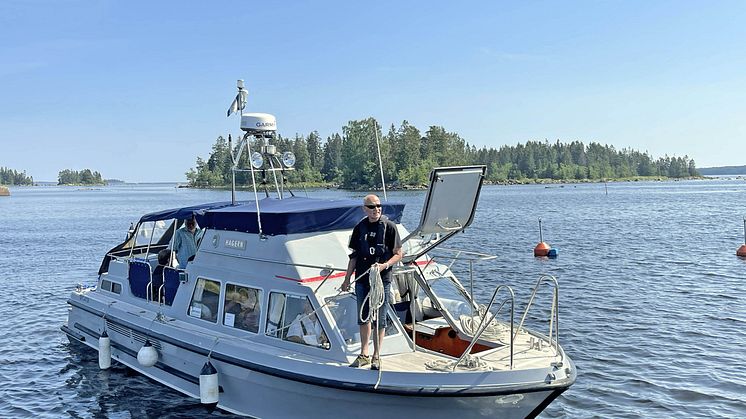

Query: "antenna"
left=225, top=80, right=296, bottom=235
left=373, top=119, right=388, bottom=201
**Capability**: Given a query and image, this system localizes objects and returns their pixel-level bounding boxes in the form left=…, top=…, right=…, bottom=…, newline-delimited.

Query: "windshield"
left=325, top=294, right=399, bottom=345
left=134, top=220, right=171, bottom=247
left=420, top=275, right=477, bottom=321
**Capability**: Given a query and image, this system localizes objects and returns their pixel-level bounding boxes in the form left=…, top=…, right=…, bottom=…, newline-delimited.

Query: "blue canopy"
left=138, top=197, right=405, bottom=236
left=138, top=201, right=238, bottom=223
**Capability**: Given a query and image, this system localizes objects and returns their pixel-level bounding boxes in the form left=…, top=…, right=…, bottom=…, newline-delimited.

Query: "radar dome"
left=241, top=113, right=277, bottom=133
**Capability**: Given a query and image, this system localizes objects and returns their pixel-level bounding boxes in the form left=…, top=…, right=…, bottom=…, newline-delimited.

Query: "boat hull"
left=64, top=297, right=574, bottom=418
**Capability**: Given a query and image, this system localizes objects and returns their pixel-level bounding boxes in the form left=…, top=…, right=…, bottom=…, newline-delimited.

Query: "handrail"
left=453, top=284, right=514, bottom=371
left=428, top=247, right=498, bottom=262
left=514, top=274, right=560, bottom=355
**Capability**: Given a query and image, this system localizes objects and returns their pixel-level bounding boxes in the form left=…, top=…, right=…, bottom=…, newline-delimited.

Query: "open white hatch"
left=401, top=165, right=486, bottom=263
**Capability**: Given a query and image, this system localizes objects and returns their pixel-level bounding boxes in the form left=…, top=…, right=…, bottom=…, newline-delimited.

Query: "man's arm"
left=341, top=224, right=360, bottom=291
left=172, top=229, right=182, bottom=251
left=379, top=246, right=403, bottom=270
left=341, top=257, right=356, bottom=291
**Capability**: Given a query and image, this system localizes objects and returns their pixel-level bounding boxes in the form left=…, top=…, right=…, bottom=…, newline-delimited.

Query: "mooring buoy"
left=534, top=242, right=551, bottom=257
left=737, top=217, right=746, bottom=258
left=534, top=217, right=553, bottom=257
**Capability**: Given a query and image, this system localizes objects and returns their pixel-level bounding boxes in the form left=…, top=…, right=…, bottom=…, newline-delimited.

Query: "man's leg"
left=373, top=281, right=391, bottom=359
left=359, top=322, right=371, bottom=356
left=372, top=326, right=385, bottom=358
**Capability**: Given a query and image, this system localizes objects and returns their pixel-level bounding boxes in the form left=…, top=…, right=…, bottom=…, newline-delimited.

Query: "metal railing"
left=515, top=274, right=560, bottom=355
left=453, top=284, right=515, bottom=371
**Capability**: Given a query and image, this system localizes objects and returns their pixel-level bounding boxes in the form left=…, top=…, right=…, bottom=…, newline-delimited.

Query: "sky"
left=1, top=1, right=745, bottom=182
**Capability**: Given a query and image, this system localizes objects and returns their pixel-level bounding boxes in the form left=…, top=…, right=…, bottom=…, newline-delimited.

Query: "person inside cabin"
left=286, top=299, right=328, bottom=347
left=151, top=248, right=174, bottom=301
left=225, top=287, right=261, bottom=333
left=224, top=289, right=245, bottom=316
left=172, top=216, right=201, bottom=268
left=238, top=289, right=261, bottom=333
left=341, top=194, right=403, bottom=370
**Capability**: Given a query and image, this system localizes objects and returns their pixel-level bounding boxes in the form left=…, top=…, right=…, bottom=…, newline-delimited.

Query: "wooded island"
left=186, top=118, right=700, bottom=188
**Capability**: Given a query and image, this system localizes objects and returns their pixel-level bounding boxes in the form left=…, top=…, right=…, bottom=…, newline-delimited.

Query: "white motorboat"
left=62, top=85, right=576, bottom=418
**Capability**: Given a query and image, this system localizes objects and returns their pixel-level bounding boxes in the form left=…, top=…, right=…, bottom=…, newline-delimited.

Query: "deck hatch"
left=402, top=166, right=486, bottom=262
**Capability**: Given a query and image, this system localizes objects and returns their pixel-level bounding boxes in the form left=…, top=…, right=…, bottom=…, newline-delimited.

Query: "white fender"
left=137, top=340, right=158, bottom=367
left=199, top=360, right=219, bottom=405
left=98, top=330, right=111, bottom=370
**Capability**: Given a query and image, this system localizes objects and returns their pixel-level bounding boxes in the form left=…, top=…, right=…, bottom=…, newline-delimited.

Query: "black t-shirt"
left=348, top=216, right=401, bottom=284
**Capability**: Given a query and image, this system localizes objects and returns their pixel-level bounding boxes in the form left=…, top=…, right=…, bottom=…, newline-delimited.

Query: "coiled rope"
left=424, top=353, right=493, bottom=372
left=357, top=265, right=386, bottom=388
left=459, top=305, right=510, bottom=343
left=359, top=265, right=385, bottom=324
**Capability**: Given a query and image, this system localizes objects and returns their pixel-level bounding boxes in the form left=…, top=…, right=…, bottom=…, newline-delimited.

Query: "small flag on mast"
left=227, top=89, right=248, bottom=117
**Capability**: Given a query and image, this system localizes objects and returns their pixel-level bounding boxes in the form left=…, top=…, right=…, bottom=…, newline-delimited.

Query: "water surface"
left=1, top=180, right=745, bottom=418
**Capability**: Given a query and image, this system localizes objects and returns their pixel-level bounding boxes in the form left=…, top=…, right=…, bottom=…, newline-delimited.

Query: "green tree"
left=306, top=131, right=323, bottom=172
left=340, top=118, right=378, bottom=188
left=322, top=133, right=343, bottom=182
left=0, top=167, right=33, bottom=185
left=58, top=169, right=105, bottom=185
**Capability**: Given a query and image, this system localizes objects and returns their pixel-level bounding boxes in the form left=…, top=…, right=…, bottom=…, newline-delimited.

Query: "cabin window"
left=325, top=294, right=400, bottom=345
left=266, top=293, right=329, bottom=349
left=223, top=284, right=262, bottom=333
left=100, top=279, right=122, bottom=295
left=188, top=278, right=221, bottom=322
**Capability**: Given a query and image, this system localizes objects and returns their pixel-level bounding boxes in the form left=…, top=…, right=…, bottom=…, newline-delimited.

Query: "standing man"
left=342, top=194, right=403, bottom=370
left=172, top=217, right=201, bottom=268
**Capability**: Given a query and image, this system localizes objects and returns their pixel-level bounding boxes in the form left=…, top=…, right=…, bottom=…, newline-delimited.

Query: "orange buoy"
left=737, top=244, right=746, bottom=257
left=534, top=242, right=551, bottom=257
left=534, top=217, right=552, bottom=257
left=738, top=218, right=746, bottom=257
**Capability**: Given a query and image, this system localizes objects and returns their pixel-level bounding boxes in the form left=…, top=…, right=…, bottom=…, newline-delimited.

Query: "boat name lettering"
left=224, top=239, right=247, bottom=250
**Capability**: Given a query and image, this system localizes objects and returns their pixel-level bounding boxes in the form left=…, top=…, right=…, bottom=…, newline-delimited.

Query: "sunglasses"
left=365, top=204, right=382, bottom=209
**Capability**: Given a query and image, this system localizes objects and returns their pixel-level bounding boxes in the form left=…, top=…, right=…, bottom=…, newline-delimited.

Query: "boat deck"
left=376, top=338, right=560, bottom=373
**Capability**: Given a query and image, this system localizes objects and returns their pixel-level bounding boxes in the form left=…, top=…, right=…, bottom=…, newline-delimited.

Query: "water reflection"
left=61, top=341, right=238, bottom=418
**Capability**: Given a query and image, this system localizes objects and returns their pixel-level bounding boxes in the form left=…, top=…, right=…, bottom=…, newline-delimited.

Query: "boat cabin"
left=94, top=166, right=501, bottom=363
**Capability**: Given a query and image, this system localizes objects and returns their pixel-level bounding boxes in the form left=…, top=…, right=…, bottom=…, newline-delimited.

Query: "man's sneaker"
left=371, top=357, right=380, bottom=371
left=349, top=354, right=370, bottom=368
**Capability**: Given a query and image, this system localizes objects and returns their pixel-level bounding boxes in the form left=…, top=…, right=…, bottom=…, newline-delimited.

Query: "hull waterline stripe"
left=66, top=299, right=574, bottom=397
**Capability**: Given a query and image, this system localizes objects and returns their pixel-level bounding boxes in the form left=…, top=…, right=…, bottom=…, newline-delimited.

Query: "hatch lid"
left=401, top=166, right=486, bottom=263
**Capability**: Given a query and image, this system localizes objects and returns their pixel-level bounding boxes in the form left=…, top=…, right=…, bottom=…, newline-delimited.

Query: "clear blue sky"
left=2, top=1, right=745, bottom=182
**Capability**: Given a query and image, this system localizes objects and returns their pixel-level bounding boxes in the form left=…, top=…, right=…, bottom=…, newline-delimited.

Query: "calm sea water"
left=1, top=180, right=745, bottom=418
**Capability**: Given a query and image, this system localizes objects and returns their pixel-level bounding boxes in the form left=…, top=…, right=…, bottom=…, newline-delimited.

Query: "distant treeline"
left=187, top=118, right=699, bottom=188
left=0, top=167, right=33, bottom=185
left=698, top=165, right=746, bottom=176
left=58, top=169, right=105, bottom=185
